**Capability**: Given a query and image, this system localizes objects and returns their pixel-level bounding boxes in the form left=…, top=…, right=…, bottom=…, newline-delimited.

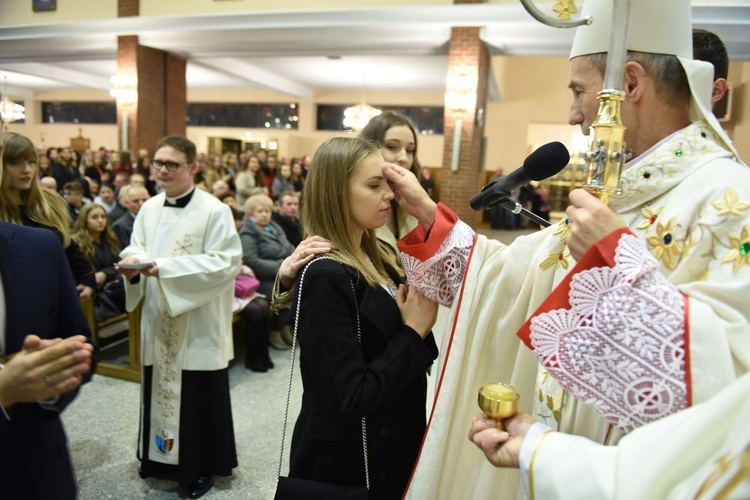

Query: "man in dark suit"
left=0, top=129, right=96, bottom=499
left=112, top=185, right=150, bottom=249
left=271, top=191, right=302, bottom=247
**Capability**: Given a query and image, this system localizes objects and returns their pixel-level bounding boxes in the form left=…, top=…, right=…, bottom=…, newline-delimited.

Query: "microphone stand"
left=495, top=198, right=551, bottom=228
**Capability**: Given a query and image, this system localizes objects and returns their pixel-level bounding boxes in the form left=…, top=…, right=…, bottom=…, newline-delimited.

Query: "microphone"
left=470, top=141, right=570, bottom=211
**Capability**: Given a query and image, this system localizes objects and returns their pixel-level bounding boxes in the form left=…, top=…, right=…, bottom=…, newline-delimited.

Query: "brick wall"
left=441, top=26, right=489, bottom=228
left=118, top=0, right=138, bottom=17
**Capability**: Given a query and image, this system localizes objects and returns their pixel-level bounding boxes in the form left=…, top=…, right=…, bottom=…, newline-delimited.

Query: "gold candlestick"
left=478, top=383, right=519, bottom=431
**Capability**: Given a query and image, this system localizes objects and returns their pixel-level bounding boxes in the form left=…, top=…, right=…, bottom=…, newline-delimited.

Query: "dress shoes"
left=245, top=352, right=268, bottom=372
left=269, top=330, right=291, bottom=350
left=188, top=475, right=214, bottom=499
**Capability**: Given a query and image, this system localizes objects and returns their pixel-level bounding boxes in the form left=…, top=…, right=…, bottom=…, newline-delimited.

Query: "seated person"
left=72, top=203, right=126, bottom=320
left=233, top=265, right=273, bottom=372
left=239, top=193, right=294, bottom=349
left=62, top=181, right=84, bottom=223
left=112, top=185, right=149, bottom=250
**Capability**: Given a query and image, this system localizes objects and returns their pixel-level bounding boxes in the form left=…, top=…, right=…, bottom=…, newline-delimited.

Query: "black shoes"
left=188, top=475, right=214, bottom=499
left=245, top=352, right=268, bottom=372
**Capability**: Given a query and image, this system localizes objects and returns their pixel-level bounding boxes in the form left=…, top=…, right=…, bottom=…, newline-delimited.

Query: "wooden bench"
left=82, top=298, right=141, bottom=383
left=83, top=297, right=243, bottom=384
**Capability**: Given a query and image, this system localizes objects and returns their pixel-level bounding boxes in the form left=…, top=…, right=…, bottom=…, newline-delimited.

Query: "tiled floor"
left=63, top=226, right=540, bottom=499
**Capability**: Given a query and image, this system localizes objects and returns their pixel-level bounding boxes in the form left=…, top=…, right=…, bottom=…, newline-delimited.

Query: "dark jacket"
left=271, top=211, right=302, bottom=247
left=112, top=211, right=135, bottom=250
left=288, top=258, right=438, bottom=499
left=0, top=222, right=95, bottom=500
left=19, top=206, right=96, bottom=289
left=238, top=218, right=294, bottom=296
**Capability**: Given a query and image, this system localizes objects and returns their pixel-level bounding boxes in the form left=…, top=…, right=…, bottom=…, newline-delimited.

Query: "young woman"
left=284, top=137, right=438, bottom=499
left=235, top=154, right=266, bottom=207
left=271, top=162, right=295, bottom=199
left=37, top=154, right=54, bottom=178
left=0, top=131, right=96, bottom=300
left=260, top=154, right=277, bottom=196
left=71, top=203, right=126, bottom=319
left=358, top=111, right=423, bottom=262
left=290, top=158, right=305, bottom=192
left=94, top=182, right=117, bottom=214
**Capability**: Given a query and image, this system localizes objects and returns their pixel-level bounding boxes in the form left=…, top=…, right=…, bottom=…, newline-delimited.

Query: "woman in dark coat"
left=285, top=137, right=438, bottom=499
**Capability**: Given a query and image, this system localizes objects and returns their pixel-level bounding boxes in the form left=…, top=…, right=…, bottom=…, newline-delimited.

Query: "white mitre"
left=570, top=0, right=742, bottom=162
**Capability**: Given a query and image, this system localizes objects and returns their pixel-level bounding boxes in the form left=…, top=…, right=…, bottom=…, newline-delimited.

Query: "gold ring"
left=44, top=375, right=52, bottom=387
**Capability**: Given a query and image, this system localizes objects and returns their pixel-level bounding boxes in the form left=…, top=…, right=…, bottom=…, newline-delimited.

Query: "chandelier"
left=343, top=74, right=381, bottom=131
left=0, top=77, right=25, bottom=125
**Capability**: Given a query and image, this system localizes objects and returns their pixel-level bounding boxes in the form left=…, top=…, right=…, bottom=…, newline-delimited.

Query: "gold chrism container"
left=478, top=383, right=519, bottom=431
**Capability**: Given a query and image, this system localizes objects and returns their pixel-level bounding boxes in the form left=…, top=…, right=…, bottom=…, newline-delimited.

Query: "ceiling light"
left=0, top=77, right=25, bottom=125
left=343, top=74, right=381, bottom=131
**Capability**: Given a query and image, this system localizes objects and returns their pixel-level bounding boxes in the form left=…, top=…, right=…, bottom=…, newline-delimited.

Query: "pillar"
left=441, top=12, right=490, bottom=228
left=116, top=0, right=187, bottom=156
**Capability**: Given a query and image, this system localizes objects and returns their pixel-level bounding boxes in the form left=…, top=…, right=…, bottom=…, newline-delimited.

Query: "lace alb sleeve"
left=524, top=231, right=687, bottom=432
left=400, top=219, right=474, bottom=307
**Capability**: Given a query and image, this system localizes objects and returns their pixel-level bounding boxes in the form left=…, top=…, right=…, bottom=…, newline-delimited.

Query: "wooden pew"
left=82, top=297, right=142, bottom=383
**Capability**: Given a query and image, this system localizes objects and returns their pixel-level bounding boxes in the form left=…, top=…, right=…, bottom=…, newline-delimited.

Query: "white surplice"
left=529, top=372, right=750, bottom=499
left=399, top=122, right=750, bottom=499
left=121, top=189, right=242, bottom=465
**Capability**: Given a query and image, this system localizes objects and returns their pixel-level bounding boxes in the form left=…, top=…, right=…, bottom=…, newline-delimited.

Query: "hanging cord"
left=276, top=256, right=369, bottom=490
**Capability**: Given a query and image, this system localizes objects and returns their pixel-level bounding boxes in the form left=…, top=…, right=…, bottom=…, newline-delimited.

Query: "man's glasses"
left=152, top=159, right=186, bottom=172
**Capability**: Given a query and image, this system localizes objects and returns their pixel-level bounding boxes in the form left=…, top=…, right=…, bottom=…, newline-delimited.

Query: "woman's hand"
left=95, top=271, right=107, bottom=286
left=396, top=284, right=438, bottom=338
left=278, top=236, right=335, bottom=290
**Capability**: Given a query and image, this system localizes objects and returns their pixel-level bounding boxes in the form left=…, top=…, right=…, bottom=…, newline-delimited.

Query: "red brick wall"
left=441, top=26, right=490, bottom=228
left=118, top=0, right=138, bottom=17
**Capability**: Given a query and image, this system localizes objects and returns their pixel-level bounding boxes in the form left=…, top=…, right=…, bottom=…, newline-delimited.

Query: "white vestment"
left=121, top=189, right=241, bottom=465
left=529, top=372, right=750, bottom=499
left=400, top=122, right=750, bottom=499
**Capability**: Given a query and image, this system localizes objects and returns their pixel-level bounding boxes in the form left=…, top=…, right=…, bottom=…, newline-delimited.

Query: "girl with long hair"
left=71, top=203, right=126, bottom=319
left=0, top=131, right=96, bottom=300
left=235, top=154, right=266, bottom=207
left=358, top=111, right=423, bottom=262
left=283, top=137, right=438, bottom=499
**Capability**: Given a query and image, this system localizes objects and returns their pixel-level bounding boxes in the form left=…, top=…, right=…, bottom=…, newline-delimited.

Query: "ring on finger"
left=44, top=375, right=53, bottom=388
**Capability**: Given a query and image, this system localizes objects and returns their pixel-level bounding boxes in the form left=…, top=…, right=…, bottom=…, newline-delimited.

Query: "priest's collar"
left=164, top=186, right=195, bottom=208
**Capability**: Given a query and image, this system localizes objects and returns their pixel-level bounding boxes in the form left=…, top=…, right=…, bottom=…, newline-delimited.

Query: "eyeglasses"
left=152, top=159, right=186, bottom=172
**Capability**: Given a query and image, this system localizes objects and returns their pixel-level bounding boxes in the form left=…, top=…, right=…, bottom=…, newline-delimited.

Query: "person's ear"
left=711, top=78, right=729, bottom=105
left=622, top=61, right=648, bottom=103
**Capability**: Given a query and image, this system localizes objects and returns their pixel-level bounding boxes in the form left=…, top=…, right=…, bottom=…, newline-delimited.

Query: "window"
left=42, top=102, right=116, bottom=124
left=316, top=105, right=444, bottom=134
left=187, top=103, right=299, bottom=129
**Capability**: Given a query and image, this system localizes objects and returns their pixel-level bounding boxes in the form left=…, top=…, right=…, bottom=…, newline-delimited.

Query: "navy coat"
left=0, top=222, right=94, bottom=500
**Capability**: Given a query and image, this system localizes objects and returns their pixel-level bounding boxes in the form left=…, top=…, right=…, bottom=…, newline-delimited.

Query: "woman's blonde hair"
left=71, top=203, right=121, bottom=262
left=0, top=131, right=72, bottom=246
left=302, top=136, right=397, bottom=286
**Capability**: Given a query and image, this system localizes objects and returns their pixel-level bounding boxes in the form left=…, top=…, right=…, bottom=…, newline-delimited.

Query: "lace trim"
left=528, top=233, right=687, bottom=432
left=400, top=220, right=474, bottom=307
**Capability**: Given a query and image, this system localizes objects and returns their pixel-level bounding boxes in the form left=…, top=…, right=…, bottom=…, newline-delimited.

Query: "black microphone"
left=470, top=141, right=570, bottom=211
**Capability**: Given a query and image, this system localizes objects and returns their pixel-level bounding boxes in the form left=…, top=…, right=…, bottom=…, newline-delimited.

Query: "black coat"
left=112, top=211, right=135, bottom=250
left=288, top=258, right=438, bottom=499
left=271, top=211, right=302, bottom=247
left=0, top=222, right=95, bottom=500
